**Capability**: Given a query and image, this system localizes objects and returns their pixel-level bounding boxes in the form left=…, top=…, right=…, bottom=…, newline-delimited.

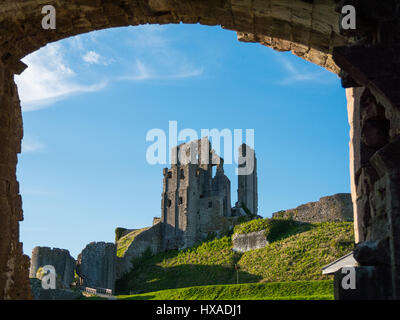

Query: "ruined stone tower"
left=237, top=144, right=258, bottom=215
left=161, top=137, right=231, bottom=250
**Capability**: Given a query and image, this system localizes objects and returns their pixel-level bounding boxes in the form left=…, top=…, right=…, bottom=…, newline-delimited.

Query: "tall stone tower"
left=161, top=137, right=231, bottom=251
left=237, top=144, right=258, bottom=215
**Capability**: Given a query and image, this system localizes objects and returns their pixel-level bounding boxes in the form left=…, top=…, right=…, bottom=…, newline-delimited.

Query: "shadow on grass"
left=267, top=221, right=314, bottom=243
left=116, top=255, right=262, bottom=295
left=121, top=295, right=156, bottom=300
left=115, top=220, right=316, bottom=296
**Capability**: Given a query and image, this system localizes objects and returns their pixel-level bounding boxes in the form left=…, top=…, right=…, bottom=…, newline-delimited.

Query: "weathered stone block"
left=232, top=230, right=268, bottom=253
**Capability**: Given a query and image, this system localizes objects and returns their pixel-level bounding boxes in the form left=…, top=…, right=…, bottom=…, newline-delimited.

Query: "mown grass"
left=116, top=221, right=354, bottom=295
left=117, top=280, right=334, bottom=300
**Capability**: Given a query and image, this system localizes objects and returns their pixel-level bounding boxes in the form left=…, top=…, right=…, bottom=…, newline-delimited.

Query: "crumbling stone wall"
left=76, top=242, right=116, bottom=291
left=273, top=193, right=354, bottom=223
left=29, top=247, right=75, bottom=288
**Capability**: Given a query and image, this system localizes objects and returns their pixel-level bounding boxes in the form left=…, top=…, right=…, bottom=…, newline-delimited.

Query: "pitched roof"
left=321, top=252, right=359, bottom=275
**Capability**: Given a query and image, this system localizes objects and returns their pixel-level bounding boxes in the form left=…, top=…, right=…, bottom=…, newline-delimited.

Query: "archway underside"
left=0, top=0, right=349, bottom=73
left=0, top=0, right=399, bottom=300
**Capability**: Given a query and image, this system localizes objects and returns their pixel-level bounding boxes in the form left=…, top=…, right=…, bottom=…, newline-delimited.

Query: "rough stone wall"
left=29, top=247, right=75, bottom=288
left=76, top=242, right=116, bottom=291
left=344, top=85, right=400, bottom=298
left=332, top=1, right=400, bottom=299
left=273, top=193, right=354, bottom=223
left=232, top=230, right=268, bottom=253
left=116, top=223, right=162, bottom=279
left=0, top=60, right=30, bottom=300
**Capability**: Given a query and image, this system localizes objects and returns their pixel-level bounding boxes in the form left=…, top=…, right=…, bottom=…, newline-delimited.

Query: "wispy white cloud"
left=83, top=51, right=101, bottom=64
left=14, top=26, right=204, bottom=112
left=82, top=50, right=113, bottom=66
left=119, top=59, right=204, bottom=81
left=121, top=26, right=204, bottom=81
left=15, top=43, right=108, bottom=112
left=21, top=136, right=45, bottom=153
left=275, top=54, right=334, bottom=85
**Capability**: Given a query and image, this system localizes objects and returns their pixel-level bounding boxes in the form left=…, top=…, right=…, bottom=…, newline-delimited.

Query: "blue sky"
left=15, top=24, right=350, bottom=259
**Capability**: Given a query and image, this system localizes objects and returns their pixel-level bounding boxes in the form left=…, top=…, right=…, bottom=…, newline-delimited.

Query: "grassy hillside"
left=116, top=220, right=354, bottom=295
left=116, top=227, right=150, bottom=257
left=118, top=280, right=334, bottom=300
left=238, top=221, right=354, bottom=282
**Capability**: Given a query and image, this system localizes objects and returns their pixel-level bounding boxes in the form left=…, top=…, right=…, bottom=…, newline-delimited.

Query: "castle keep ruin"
left=115, top=138, right=258, bottom=277
left=161, top=138, right=257, bottom=250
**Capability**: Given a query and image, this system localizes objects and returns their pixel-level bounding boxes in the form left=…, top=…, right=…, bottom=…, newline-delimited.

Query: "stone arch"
left=1, top=0, right=350, bottom=73
left=0, top=0, right=399, bottom=300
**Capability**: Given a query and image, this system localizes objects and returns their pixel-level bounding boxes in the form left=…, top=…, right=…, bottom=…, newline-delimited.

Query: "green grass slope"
left=238, top=221, right=354, bottom=282
left=118, top=280, right=334, bottom=300
left=116, top=227, right=150, bottom=257
left=116, top=220, right=354, bottom=295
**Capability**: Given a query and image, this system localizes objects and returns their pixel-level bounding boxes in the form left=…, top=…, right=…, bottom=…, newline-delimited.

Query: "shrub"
left=115, top=227, right=126, bottom=241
